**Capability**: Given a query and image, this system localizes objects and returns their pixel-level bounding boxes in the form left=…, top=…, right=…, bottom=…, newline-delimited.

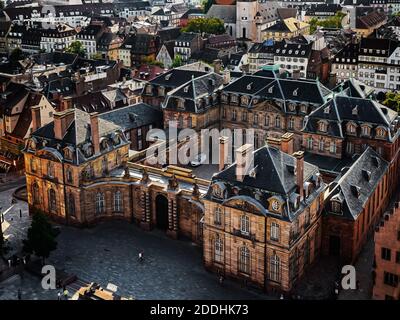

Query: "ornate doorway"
left=155, top=194, right=169, bottom=230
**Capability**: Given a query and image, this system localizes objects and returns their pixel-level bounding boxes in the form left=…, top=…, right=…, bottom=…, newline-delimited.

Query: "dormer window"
left=212, top=183, right=224, bottom=199
left=352, top=105, right=358, bottom=115
left=301, top=104, right=307, bottom=113
left=231, top=94, right=238, bottom=104
left=246, top=82, right=253, bottom=90
left=347, top=122, right=357, bottom=135
left=293, top=88, right=299, bottom=96
left=158, top=86, right=165, bottom=96
left=289, top=103, right=296, bottom=112
left=361, top=125, right=371, bottom=137
left=376, top=127, right=386, bottom=138
left=221, top=93, right=228, bottom=103
left=318, top=121, right=328, bottom=132
left=177, top=99, right=185, bottom=110
left=324, top=106, right=330, bottom=114
left=331, top=200, right=341, bottom=214
left=145, top=85, right=152, bottom=94
left=268, top=85, right=274, bottom=94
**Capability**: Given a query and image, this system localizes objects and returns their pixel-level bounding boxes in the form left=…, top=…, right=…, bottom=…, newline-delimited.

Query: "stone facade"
left=373, top=202, right=400, bottom=300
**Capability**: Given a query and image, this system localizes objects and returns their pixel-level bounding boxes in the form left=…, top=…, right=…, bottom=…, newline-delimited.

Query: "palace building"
left=203, top=136, right=325, bottom=293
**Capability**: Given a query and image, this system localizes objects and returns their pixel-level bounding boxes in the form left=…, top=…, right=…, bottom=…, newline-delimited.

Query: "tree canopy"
left=382, top=91, right=400, bottom=113
left=182, top=17, right=225, bottom=35
left=201, top=0, right=214, bottom=14
left=65, top=41, right=86, bottom=57
left=309, top=12, right=347, bottom=34
left=23, top=212, right=58, bottom=264
left=172, top=54, right=183, bottom=68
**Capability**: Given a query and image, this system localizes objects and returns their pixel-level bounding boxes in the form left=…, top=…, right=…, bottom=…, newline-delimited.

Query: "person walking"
left=17, top=289, right=22, bottom=300
left=138, top=250, right=144, bottom=262
left=57, top=292, right=61, bottom=301
left=63, top=288, right=69, bottom=300
left=219, top=275, right=224, bottom=286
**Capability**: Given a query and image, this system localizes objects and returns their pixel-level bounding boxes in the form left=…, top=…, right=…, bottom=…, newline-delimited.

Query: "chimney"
left=59, top=97, right=71, bottom=111
left=266, top=136, right=281, bottom=150
left=213, top=59, right=222, bottom=74
left=292, top=69, right=300, bottom=80
left=53, top=109, right=75, bottom=140
left=219, top=136, right=229, bottom=172
left=222, top=69, right=231, bottom=85
left=235, top=143, right=254, bottom=182
left=90, top=112, right=100, bottom=155
left=31, top=106, right=41, bottom=132
left=281, top=132, right=294, bottom=155
left=293, top=151, right=304, bottom=201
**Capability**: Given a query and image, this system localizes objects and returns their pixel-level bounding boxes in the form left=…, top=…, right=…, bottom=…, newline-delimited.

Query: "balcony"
left=233, top=228, right=256, bottom=242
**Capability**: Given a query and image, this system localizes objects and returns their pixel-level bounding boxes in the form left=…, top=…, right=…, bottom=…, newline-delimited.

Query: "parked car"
left=190, top=153, right=207, bottom=167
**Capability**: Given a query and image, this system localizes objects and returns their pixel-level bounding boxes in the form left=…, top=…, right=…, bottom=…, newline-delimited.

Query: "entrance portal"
left=155, top=194, right=169, bottom=230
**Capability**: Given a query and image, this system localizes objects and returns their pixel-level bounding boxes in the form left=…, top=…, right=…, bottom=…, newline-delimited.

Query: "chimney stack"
left=90, top=112, right=100, bottom=155
left=235, top=143, right=254, bottom=182
left=293, top=151, right=304, bottom=201
left=53, top=109, right=75, bottom=140
left=31, top=105, right=41, bottom=132
left=222, top=69, right=231, bottom=85
left=213, top=59, right=222, bottom=74
left=219, top=136, right=229, bottom=172
left=281, top=132, right=294, bottom=155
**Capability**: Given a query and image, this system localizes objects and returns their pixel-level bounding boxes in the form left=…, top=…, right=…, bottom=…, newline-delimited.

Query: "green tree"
left=202, top=0, right=214, bottom=13
left=309, top=12, right=346, bottom=34
left=9, top=48, right=23, bottom=64
left=23, top=212, right=58, bottom=264
left=182, top=17, right=225, bottom=35
left=172, top=54, right=183, bottom=68
left=91, top=52, right=103, bottom=60
left=65, top=41, right=86, bottom=57
left=143, top=56, right=164, bottom=68
left=383, top=91, right=400, bottom=112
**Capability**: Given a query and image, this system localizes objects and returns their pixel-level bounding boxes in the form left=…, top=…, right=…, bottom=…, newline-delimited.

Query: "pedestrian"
left=138, top=251, right=144, bottom=262
left=8, top=259, right=11, bottom=268
left=219, top=275, right=224, bottom=286
left=17, top=289, right=22, bottom=300
left=57, top=292, right=61, bottom=301
left=19, top=209, right=22, bottom=219
left=280, top=294, right=284, bottom=300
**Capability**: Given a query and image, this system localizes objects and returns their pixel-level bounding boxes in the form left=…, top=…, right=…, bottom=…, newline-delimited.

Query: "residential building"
left=262, top=18, right=310, bottom=42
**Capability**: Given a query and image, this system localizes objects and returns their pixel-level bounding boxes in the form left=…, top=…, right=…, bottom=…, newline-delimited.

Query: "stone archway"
left=155, top=194, right=169, bottom=230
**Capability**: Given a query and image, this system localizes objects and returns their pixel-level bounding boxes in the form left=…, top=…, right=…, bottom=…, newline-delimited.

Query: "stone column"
left=140, top=189, right=151, bottom=231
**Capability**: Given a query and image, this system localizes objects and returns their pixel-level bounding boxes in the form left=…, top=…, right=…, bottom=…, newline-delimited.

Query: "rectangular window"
left=381, top=247, right=391, bottom=261
left=384, top=272, right=399, bottom=287
left=396, top=251, right=400, bottom=264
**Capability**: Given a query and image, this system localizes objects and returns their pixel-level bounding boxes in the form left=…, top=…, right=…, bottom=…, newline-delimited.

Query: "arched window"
left=102, top=157, right=108, bottom=174
left=32, top=183, right=40, bottom=204
left=265, top=115, right=270, bottom=126
left=188, top=116, right=192, bottom=128
left=319, top=139, right=324, bottom=151
left=114, top=190, right=123, bottom=212
left=232, top=109, right=237, bottom=121
left=289, top=117, right=295, bottom=130
left=67, top=193, right=75, bottom=217
left=66, top=168, right=73, bottom=183
left=270, top=254, right=280, bottom=282
left=319, top=121, right=327, bottom=132
left=240, top=215, right=250, bottom=235
left=307, top=137, right=313, bottom=150
left=47, top=162, right=54, bottom=178
left=270, top=222, right=280, bottom=241
left=275, top=116, right=281, bottom=128
left=48, top=188, right=57, bottom=213
left=30, top=158, right=36, bottom=173
left=95, top=192, right=105, bottom=214
left=239, top=246, right=250, bottom=274
left=214, top=207, right=222, bottom=225
left=254, top=113, right=259, bottom=125
left=330, top=140, right=337, bottom=153
left=214, top=234, right=223, bottom=263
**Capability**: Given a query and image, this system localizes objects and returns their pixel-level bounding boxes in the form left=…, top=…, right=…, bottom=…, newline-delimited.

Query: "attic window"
left=247, top=82, right=253, bottom=90
left=362, top=169, right=371, bottom=181
left=331, top=200, right=341, bottom=213
left=293, top=88, right=299, bottom=96
left=183, top=86, right=189, bottom=93
left=352, top=105, right=358, bottom=115
left=268, top=85, right=274, bottom=94
left=324, top=106, right=330, bottom=114
left=165, top=74, right=172, bottom=80
left=350, top=185, right=361, bottom=198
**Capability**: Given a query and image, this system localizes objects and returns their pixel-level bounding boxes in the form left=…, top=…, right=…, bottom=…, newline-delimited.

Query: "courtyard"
left=0, top=185, right=269, bottom=300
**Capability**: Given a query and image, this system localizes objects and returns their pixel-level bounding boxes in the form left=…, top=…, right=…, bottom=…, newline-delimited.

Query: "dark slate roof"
left=334, top=43, right=359, bottom=64
left=175, top=32, right=200, bottom=43
left=99, top=103, right=162, bottom=131
left=30, top=108, right=129, bottom=165
left=304, top=95, right=398, bottom=139
left=205, top=5, right=236, bottom=23
left=156, top=27, right=181, bottom=43
left=248, top=40, right=275, bottom=54
left=222, top=73, right=331, bottom=106
left=274, top=41, right=312, bottom=58
left=356, top=10, right=386, bottom=29
left=359, top=37, right=398, bottom=57
left=333, top=78, right=374, bottom=99
left=148, top=69, right=207, bottom=88
left=325, top=147, right=389, bottom=220
left=120, top=34, right=159, bottom=54
left=205, top=145, right=323, bottom=221
left=71, top=89, right=128, bottom=113
left=164, top=72, right=224, bottom=113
